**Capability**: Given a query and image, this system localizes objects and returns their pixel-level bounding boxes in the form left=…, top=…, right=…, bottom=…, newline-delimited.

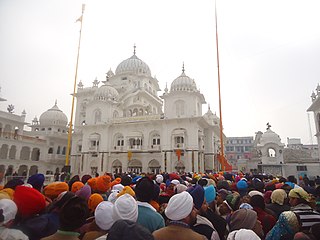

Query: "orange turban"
left=88, top=175, right=111, bottom=193
left=88, top=193, right=103, bottom=212
left=87, top=178, right=97, bottom=191
left=71, top=181, right=84, bottom=193
left=117, top=186, right=135, bottom=198
left=43, top=182, right=69, bottom=200
left=110, top=177, right=122, bottom=189
left=1, top=188, right=14, bottom=199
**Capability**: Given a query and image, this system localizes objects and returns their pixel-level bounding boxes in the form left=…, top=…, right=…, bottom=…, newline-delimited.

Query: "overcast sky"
left=0, top=0, right=319, bottom=144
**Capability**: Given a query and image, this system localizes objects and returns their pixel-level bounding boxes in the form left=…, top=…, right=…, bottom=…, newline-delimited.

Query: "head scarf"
left=266, top=211, right=300, bottom=240
left=229, top=209, right=257, bottom=231
left=271, top=189, right=287, bottom=205
left=289, top=188, right=311, bottom=202
left=165, top=191, right=193, bottom=221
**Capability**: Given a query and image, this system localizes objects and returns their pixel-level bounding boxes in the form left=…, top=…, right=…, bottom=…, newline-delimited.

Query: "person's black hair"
left=250, top=195, right=265, bottom=210
left=287, top=175, right=297, bottom=184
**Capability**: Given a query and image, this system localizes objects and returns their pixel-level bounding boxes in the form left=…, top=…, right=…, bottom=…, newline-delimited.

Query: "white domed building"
left=70, top=49, right=225, bottom=176
left=0, top=100, right=68, bottom=182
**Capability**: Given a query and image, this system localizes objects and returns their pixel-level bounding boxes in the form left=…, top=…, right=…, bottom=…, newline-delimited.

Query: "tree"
left=7, top=104, right=14, bottom=113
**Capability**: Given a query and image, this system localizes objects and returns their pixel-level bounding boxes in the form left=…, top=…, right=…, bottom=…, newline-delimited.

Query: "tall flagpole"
left=215, top=0, right=225, bottom=171
left=65, top=4, right=85, bottom=171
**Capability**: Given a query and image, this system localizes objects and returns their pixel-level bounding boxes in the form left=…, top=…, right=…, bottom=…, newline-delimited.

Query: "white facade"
left=243, top=126, right=320, bottom=179
left=70, top=51, right=223, bottom=176
left=0, top=99, right=68, bottom=182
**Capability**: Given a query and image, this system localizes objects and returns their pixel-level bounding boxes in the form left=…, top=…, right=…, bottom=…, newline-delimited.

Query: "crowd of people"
left=0, top=171, right=320, bottom=240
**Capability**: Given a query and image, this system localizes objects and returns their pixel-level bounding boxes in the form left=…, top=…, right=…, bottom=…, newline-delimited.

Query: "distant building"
left=225, top=137, right=253, bottom=170
left=0, top=98, right=68, bottom=183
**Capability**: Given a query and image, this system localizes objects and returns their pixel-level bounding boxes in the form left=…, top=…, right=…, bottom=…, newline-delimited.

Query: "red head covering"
left=13, top=186, right=46, bottom=218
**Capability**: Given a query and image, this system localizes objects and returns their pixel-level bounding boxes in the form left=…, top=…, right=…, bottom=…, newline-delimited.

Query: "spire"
left=182, top=62, right=185, bottom=73
left=208, top=104, right=211, bottom=110
left=55, top=99, right=57, bottom=106
left=164, top=82, right=168, bottom=93
left=133, top=44, right=136, bottom=55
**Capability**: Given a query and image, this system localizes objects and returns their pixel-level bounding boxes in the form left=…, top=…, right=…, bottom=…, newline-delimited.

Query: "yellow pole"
left=215, top=1, right=225, bottom=171
left=65, top=4, right=85, bottom=169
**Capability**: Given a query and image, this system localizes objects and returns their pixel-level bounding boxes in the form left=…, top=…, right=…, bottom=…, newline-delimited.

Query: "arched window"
left=94, top=109, right=101, bottom=124
left=57, top=146, right=61, bottom=154
left=151, top=133, right=160, bottom=146
left=62, top=147, right=66, bottom=155
left=48, top=147, right=53, bottom=154
left=113, top=110, right=119, bottom=118
left=268, top=148, right=276, bottom=157
left=175, top=100, right=185, bottom=117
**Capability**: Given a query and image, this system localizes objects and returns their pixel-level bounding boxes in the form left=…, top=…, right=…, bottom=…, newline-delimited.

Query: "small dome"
left=39, top=102, right=68, bottom=127
left=94, top=83, right=119, bottom=101
left=170, top=71, right=197, bottom=92
left=259, top=129, right=283, bottom=145
left=115, top=54, right=151, bottom=76
left=203, top=107, right=219, bottom=125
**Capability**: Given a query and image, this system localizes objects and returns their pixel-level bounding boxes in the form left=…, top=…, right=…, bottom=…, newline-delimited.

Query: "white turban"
left=171, top=179, right=180, bottom=185
left=174, top=184, right=188, bottom=194
left=0, top=199, right=18, bottom=224
left=94, top=201, right=114, bottom=231
left=156, top=175, right=163, bottom=184
left=227, top=229, right=261, bottom=240
left=108, top=191, right=118, bottom=204
left=113, top=193, right=138, bottom=222
left=248, top=190, right=263, bottom=198
left=165, top=191, right=193, bottom=220
left=112, top=184, right=124, bottom=192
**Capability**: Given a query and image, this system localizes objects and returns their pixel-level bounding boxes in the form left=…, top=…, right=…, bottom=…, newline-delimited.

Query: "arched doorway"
left=5, top=165, right=13, bottom=176
left=148, top=159, right=161, bottom=174
left=128, top=159, right=142, bottom=174
left=112, top=160, right=122, bottom=174
left=18, top=165, right=28, bottom=176
left=20, top=146, right=30, bottom=160
left=31, top=148, right=40, bottom=161
left=29, top=165, right=38, bottom=176
left=0, top=144, right=9, bottom=159
left=0, top=165, right=5, bottom=183
left=175, top=161, right=185, bottom=174
left=9, top=145, right=16, bottom=159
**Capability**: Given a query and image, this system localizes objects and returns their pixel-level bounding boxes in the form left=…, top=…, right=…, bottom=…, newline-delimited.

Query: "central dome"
left=39, top=102, right=68, bottom=127
left=170, top=71, right=197, bottom=92
left=115, top=54, right=151, bottom=77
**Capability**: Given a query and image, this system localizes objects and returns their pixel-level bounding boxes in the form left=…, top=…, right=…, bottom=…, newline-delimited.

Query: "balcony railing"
left=0, top=132, right=46, bottom=144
